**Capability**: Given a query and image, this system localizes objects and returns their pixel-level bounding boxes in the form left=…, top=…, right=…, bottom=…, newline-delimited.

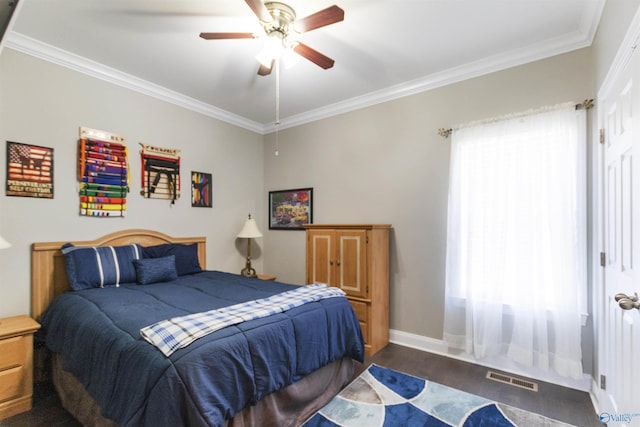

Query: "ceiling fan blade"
left=257, top=60, right=274, bottom=76
left=293, top=43, right=335, bottom=69
left=295, top=5, right=344, bottom=33
left=200, top=32, right=255, bottom=40
left=245, top=0, right=272, bottom=22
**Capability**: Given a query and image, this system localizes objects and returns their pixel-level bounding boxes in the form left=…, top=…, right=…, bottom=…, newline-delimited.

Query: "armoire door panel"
left=337, top=231, right=366, bottom=298
left=307, top=232, right=332, bottom=285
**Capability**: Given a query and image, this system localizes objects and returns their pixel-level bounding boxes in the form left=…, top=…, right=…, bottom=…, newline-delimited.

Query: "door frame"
left=592, top=7, right=640, bottom=413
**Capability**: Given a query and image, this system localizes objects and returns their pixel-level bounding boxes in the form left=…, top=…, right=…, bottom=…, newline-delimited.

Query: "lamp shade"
left=0, top=235, right=11, bottom=250
left=237, top=215, right=262, bottom=239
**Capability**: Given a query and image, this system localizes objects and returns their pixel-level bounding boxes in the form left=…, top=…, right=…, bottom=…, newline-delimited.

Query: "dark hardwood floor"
left=1, top=380, right=80, bottom=427
left=1, top=343, right=601, bottom=426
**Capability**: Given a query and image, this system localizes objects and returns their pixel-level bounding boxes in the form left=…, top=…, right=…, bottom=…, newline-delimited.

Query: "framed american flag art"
left=6, top=141, right=54, bottom=199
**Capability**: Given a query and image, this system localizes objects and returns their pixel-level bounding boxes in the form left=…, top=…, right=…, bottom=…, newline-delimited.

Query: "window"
left=443, top=103, right=587, bottom=379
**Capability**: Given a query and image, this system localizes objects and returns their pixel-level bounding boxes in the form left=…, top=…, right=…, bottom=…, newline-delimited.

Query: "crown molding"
left=0, top=0, right=24, bottom=57
left=6, top=21, right=598, bottom=136
left=597, top=4, right=640, bottom=99
left=271, top=29, right=594, bottom=132
left=4, top=32, right=264, bottom=134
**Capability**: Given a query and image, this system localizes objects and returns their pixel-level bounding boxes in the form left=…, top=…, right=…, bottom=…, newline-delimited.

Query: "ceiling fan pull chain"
left=275, top=57, right=280, bottom=157
left=276, top=57, right=280, bottom=125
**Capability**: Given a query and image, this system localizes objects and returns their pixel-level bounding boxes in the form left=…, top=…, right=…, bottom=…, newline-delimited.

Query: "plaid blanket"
left=140, top=283, right=346, bottom=356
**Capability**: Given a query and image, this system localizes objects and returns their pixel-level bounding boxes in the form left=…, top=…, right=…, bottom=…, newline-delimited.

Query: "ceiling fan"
left=199, top=0, right=344, bottom=76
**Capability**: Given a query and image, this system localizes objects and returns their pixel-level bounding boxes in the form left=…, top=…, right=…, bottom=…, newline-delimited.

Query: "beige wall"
left=0, top=49, right=265, bottom=317
left=263, top=48, right=594, bottom=342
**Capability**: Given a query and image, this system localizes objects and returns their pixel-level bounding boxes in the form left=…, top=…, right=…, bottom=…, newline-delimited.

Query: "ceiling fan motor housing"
left=262, top=2, right=297, bottom=44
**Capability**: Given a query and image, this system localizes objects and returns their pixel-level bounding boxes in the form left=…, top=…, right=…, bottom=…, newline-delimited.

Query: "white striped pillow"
left=61, top=243, right=142, bottom=290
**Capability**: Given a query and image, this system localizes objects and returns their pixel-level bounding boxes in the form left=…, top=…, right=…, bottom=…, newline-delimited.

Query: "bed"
left=31, top=229, right=364, bottom=426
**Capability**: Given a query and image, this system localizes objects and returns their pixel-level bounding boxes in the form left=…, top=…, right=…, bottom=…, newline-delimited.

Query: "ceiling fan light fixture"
left=256, top=35, right=285, bottom=68
left=254, top=2, right=298, bottom=69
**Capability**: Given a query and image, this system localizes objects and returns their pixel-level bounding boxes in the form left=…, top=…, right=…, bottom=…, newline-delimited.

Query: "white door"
left=599, top=35, right=640, bottom=424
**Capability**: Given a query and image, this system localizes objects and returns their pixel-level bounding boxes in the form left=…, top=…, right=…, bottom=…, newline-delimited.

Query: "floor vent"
left=486, top=371, right=538, bottom=392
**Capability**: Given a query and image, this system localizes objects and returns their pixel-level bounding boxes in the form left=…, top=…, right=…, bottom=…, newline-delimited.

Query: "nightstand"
left=257, top=274, right=276, bottom=281
left=0, top=315, right=41, bottom=420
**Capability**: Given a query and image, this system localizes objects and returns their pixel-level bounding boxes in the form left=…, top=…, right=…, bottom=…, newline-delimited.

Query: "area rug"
left=302, top=364, right=575, bottom=427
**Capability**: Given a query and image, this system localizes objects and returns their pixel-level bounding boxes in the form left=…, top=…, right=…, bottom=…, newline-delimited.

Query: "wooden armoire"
left=304, top=224, right=391, bottom=355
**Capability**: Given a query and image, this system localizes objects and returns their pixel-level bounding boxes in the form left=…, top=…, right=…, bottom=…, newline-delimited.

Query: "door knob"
left=615, top=292, right=640, bottom=310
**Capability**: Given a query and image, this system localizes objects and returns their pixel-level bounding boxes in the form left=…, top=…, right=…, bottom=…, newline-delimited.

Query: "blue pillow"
left=62, top=243, right=142, bottom=290
left=140, top=243, right=202, bottom=276
left=133, top=255, right=178, bottom=285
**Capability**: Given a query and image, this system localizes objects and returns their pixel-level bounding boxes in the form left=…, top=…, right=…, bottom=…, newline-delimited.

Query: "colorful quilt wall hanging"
left=139, top=143, right=180, bottom=204
left=78, top=127, right=129, bottom=217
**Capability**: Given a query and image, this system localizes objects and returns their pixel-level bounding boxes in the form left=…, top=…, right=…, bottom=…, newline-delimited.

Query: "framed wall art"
left=269, top=187, right=313, bottom=230
left=6, top=141, right=54, bottom=199
left=140, top=143, right=181, bottom=204
left=191, top=171, right=212, bottom=208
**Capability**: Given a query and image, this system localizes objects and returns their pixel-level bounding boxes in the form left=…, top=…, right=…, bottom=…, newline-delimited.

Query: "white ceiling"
left=5, top=0, right=605, bottom=133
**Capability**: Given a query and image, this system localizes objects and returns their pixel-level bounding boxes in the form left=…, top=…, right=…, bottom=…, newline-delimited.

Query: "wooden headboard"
left=31, top=229, right=206, bottom=321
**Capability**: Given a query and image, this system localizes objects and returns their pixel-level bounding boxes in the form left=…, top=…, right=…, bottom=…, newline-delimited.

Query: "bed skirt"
left=52, top=353, right=358, bottom=426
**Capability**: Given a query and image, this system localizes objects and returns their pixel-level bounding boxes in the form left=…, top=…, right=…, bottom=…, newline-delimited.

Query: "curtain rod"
left=437, top=99, right=594, bottom=138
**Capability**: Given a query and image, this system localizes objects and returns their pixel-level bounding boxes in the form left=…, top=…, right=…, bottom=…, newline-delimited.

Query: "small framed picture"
left=269, top=187, right=313, bottom=230
left=191, top=171, right=212, bottom=208
left=6, top=141, right=54, bottom=199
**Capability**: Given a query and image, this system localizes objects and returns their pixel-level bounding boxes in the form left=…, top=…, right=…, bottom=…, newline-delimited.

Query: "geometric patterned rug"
left=302, top=364, right=576, bottom=427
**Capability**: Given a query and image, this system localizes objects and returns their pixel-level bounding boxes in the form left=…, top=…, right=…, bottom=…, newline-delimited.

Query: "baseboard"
left=589, top=377, right=603, bottom=416
left=389, top=329, right=593, bottom=393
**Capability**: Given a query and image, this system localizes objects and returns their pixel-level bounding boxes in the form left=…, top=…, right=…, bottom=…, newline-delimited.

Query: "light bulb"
left=256, top=36, right=285, bottom=68
left=281, top=47, right=300, bottom=69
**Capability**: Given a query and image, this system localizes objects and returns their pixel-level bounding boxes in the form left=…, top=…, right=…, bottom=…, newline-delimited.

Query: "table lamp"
left=237, top=214, right=262, bottom=277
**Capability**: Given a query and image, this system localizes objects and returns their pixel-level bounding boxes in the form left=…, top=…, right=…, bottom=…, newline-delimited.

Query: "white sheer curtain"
left=443, top=103, right=587, bottom=379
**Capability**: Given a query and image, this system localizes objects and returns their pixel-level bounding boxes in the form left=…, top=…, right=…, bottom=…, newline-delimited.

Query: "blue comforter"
left=38, top=271, right=365, bottom=426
